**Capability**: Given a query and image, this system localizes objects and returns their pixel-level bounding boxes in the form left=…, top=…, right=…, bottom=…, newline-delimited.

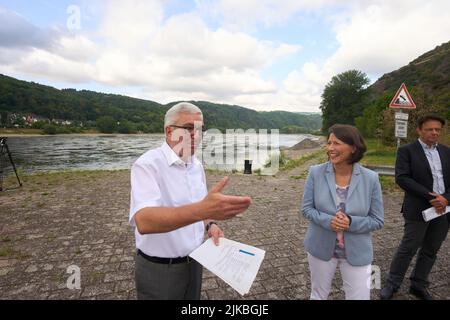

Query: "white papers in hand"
left=189, top=238, right=265, bottom=296
left=422, top=206, right=450, bottom=222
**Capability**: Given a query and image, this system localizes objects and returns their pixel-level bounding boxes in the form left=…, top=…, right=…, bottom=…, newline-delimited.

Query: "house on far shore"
left=51, top=119, right=72, bottom=126
left=25, top=113, right=50, bottom=125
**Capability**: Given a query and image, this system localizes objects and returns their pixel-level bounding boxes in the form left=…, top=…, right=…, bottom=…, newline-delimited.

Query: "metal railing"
left=363, top=165, right=395, bottom=176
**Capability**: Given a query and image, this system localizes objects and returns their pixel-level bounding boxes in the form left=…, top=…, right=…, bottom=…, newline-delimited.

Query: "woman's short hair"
left=164, top=102, right=203, bottom=129
left=327, top=124, right=367, bottom=164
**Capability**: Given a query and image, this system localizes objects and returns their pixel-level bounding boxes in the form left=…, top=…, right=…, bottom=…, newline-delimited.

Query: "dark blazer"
left=395, top=140, right=450, bottom=221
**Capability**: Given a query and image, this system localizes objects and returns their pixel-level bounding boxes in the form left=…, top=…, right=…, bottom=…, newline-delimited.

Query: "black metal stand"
left=0, top=137, right=22, bottom=191
left=244, top=160, right=252, bottom=174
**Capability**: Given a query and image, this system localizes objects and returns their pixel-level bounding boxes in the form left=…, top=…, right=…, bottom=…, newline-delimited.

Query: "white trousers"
left=307, top=253, right=372, bottom=300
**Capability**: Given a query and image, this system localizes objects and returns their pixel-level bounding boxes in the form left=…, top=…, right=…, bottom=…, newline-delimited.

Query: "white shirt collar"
left=161, top=142, right=200, bottom=167
left=418, top=138, right=437, bottom=150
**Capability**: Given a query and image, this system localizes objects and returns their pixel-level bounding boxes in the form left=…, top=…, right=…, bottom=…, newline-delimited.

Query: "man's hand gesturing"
left=201, top=177, right=252, bottom=220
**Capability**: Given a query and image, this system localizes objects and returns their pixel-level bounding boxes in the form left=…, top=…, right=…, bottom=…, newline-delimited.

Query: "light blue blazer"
left=301, top=162, right=384, bottom=266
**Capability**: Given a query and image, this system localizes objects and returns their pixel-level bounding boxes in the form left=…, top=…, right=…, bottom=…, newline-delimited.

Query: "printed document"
left=422, top=206, right=450, bottom=222
left=189, top=238, right=265, bottom=296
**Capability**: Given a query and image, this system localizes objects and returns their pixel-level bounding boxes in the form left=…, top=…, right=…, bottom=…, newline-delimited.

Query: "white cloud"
left=226, top=63, right=325, bottom=112
left=325, top=0, right=450, bottom=76
left=98, top=0, right=163, bottom=48
left=258, top=0, right=450, bottom=112
left=151, top=14, right=299, bottom=73
left=91, top=6, right=299, bottom=97
left=17, top=48, right=96, bottom=83
left=54, top=35, right=99, bottom=62
left=0, top=1, right=299, bottom=100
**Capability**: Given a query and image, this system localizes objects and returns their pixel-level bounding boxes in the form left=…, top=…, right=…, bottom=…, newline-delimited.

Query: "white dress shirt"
left=418, top=139, right=445, bottom=194
left=129, top=142, right=207, bottom=258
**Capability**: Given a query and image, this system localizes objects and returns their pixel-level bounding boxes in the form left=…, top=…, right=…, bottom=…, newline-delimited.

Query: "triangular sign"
left=389, top=83, right=416, bottom=109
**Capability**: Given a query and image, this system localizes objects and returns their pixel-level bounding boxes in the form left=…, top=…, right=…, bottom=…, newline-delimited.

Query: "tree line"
left=320, top=40, right=450, bottom=145
left=320, top=70, right=449, bottom=145
left=0, top=74, right=322, bottom=134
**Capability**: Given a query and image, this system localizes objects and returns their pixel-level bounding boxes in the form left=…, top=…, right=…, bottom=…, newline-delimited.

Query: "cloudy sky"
left=0, top=0, right=449, bottom=112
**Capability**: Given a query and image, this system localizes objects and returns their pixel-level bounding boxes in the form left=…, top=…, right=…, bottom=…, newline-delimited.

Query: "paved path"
left=0, top=163, right=449, bottom=300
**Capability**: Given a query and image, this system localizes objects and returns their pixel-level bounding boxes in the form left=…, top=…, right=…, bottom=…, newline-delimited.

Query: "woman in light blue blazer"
left=301, top=124, right=384, bottom=300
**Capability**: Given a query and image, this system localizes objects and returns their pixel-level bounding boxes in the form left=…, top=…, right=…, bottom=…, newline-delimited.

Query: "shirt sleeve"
left=129, top=161, right=162, bottom=227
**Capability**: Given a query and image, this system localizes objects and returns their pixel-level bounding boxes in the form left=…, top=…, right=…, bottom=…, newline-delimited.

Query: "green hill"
left=370, top=40, right=450, bottom=108
left=0, top=74, right=322, bottom=134
left=355, top=40, right=450, bottom=145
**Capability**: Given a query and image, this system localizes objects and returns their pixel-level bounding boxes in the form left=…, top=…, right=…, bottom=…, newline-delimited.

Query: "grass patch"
left=279, top=150, right=327, bottom=171
left=0, top=246, right=16, bottom=257
left=263, top=150, right=289, bottom=169
left=1, top=236, right=12, bottom=243
left=90, top=271, right=106, bottom=282
left=379, top=176, right=402, bottom=193
left=290, top=171, right=309, bottom=180
left=361, top=138, right=397, bottom=166
left=47, top=234, right=57, bottom=240
left=17, top=169, right=129, bottom=186
left=0, top=128, right=43, bottom=135
left=204, top=168, right=235, bottom=175
left=362, top=134, right=449, bottom=166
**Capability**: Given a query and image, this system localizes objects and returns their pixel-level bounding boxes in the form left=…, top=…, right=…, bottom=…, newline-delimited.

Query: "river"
left=2, top=133, right=319, bottom=174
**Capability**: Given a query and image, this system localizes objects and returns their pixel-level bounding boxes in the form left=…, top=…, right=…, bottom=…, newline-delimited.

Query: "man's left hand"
left=429, top=192, right=449, bottom=214
left=208, top=224, right=224, bottom=246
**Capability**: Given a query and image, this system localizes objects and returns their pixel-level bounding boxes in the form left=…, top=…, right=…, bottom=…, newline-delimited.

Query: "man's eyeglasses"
left=170, top=125, right=206, bottom=133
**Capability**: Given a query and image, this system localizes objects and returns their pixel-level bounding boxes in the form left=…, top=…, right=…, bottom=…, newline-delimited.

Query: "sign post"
left=394, top=111, right=408, bottom=148
left=389, top=83, right=416, bottom=148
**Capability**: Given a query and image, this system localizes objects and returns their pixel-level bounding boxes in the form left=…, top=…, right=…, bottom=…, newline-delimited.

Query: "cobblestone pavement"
left=0, top=163, right=449, bottom=300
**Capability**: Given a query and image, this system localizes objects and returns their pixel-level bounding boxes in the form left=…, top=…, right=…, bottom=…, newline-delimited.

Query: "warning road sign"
left=389, top=83, right=416, bottom=109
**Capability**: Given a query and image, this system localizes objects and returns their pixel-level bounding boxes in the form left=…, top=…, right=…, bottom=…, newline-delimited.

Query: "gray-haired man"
left=129, top=102, right=252, bottom=300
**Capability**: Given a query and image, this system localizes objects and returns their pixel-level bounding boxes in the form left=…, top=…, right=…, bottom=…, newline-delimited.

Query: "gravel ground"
left=1, top=152, right=449, bottom=300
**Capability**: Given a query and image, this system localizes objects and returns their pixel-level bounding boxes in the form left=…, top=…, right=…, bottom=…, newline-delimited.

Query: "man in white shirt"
left=130, top=102, right=252, bottom=300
